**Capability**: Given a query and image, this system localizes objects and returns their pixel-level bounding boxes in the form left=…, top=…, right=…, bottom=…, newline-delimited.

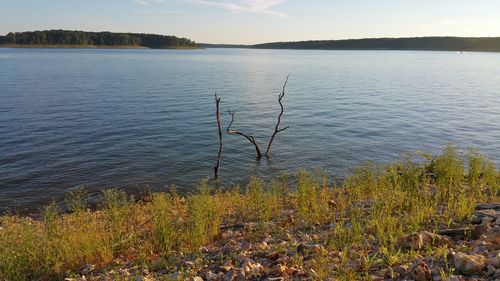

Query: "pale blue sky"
left=1, top=0, right=499, bottom=44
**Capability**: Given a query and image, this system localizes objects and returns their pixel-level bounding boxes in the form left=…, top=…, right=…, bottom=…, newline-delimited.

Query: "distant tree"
left=0, top=30, right=198, bottom=48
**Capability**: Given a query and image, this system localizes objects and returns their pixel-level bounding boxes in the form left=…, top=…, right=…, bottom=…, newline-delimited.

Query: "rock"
left=270, top=264, right=287, bottom=276
left=223, top=269, right=245, bottom=281
left=400, top=231, right=450, bottom=250
left=256, top=241, right=269, bottom=251
left=473, top=222, right=491, bottom=238
left=219, top=265, right=233, bottom=273
left=204, top=271, right=222, bottom=281
left=296, top=243, right=325, bottom=255
left=412, top=261, right=432, bottom=281
left=495, top=268, right=500, bottom=278
left=488, top=255, right=500, bottom=268
left=485, top=227, right=500, bottom=244
left=472, top=209, right=499, bottom=224
left=487, top=264, right=496, bottom=276
left=285, top=266, right=298, bottom=276
left=191, top=277, right=204, bottom=281
left=452, top=252, right=486, bottom=275
left=79, top=264, right=95, bottom=274
left=235, top=253, right=247, bottom=263
left=265, top=277, right=284, bottom=281
left=394, top=264, right=409, bottom=276
left=328, top=199, right=338, bottom=209
left=183, top=261, right=196, bottom=268
left=268, top=252, right=280, bottom=260
left=240, top=259, right=262, bottom=276
left=476, top=203, right=500, bottom=210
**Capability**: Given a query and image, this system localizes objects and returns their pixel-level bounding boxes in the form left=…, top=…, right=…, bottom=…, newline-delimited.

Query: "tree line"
left=0, top=30, right=198, bottom=48
left=253, top=37, right=500, bottom=52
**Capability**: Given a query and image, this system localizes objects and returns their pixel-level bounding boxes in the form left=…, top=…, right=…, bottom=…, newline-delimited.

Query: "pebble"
left=453, top=252, right=486, bottom=275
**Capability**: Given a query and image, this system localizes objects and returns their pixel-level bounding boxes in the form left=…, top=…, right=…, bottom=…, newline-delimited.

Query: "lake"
left=1, top=48, right=499, bottom=211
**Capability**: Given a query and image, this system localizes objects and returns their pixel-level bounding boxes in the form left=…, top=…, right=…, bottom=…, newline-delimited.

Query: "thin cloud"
left=186, top=0, right=289, bottom=18
left=141, top=10, right=187, bottom=16
left=132, top=0, right=289, bottom=18
left=133, top=0, right=165, bottom=6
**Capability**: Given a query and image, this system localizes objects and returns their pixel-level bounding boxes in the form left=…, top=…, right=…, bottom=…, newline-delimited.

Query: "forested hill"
left=0, top=30, right=198, bottom=48
left=252, top=37, right=500, bottom=52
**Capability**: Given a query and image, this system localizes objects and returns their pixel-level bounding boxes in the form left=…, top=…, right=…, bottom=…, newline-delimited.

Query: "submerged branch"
left=265, top=74, right=290, bottom=157
left=226, top=110, right=262, bottom=158
left=214, top=93, right=223, bottom=179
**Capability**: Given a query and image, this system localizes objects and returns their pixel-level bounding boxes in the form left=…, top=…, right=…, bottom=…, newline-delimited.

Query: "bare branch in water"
left=226, top=109, right=262, bottom=159
left=265, top=74, right=290, bottom=157
left=214, top=93, right=223, bottom=179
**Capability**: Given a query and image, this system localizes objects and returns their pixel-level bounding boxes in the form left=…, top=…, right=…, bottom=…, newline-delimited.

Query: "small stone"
left=472, top=209, right=499, bottom=224
left=474, top=222, right=491, bottom=238
left=485, top=228, right=500, bottom=244
left=257, top=241, right=269, bottom=251
left=219, top=265, right=233, bottom=273
left=191, top=277, right=204, bottom=281
left=235, top=253, right=247, bottom=263
left=268, top=252, right=280, bottom=260
left=487, top=264, right=496, bottom=276
left=394, top=264, right=409, bottom=276
left=285, top=266, right=298, bottom=276
left=224, top=269, right=245, bottom=281
left=488, top=256, right=500, bottom=268
left=270, top=264, right=287, bottom=276
left=400, top=231, right=449, bottom=250
left=476, top=203, right=500, bottom=210
left=79, top=264, right=95, bottom=274
left=452, top=252, right=486, bottom=276
left=412, top=261, right=432, bottom=281
left=204, top=271, right=220, bottom=281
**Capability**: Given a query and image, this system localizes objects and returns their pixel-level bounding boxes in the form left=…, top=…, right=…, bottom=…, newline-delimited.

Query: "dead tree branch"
left=265, top=74, right=290, bottom=157
left=214, top=93, right=223, bottom=179
left=226, top=110, right=262, bottom=158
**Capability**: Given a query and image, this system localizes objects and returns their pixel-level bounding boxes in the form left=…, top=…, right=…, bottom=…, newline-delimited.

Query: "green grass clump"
left=0, top=146, right=498, bottom=280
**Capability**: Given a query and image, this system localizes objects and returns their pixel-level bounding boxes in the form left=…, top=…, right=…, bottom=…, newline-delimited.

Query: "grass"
left=0, top=146, right=499, bottom=280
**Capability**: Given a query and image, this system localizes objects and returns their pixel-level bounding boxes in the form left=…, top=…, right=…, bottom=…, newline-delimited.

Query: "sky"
left=1, top=0, right=500, bottom=44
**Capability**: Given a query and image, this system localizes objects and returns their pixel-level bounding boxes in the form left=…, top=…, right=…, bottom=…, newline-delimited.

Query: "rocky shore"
left=66, top=203, right=500, bottom=281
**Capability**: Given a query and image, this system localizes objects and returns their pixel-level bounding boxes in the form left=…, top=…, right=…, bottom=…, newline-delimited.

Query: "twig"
left=214, top=93, right=223, bottom=179
left=265, top=74, right=290, bottom=157
left=227, top=110, right=262, bottom=158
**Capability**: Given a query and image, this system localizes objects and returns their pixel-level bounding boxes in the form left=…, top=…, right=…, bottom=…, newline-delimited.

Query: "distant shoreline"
left=201, top=36, right=500, bottom=52
left=0, top=44, right=202, bottom=50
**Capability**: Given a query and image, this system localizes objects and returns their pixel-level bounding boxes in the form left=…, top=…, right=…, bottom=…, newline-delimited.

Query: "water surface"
left=1, top=48, right=499, bottom=211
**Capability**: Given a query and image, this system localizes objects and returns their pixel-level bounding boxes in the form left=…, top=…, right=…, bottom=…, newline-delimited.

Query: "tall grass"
left=0, top=146, right=498, bottom=280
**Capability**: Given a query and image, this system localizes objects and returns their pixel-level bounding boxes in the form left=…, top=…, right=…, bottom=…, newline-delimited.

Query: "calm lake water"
left=1, top=48, right=499, bottom=211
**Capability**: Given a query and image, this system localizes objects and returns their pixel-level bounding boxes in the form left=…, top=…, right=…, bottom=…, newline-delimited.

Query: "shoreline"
left=0, top=44, right=203, bottom=50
